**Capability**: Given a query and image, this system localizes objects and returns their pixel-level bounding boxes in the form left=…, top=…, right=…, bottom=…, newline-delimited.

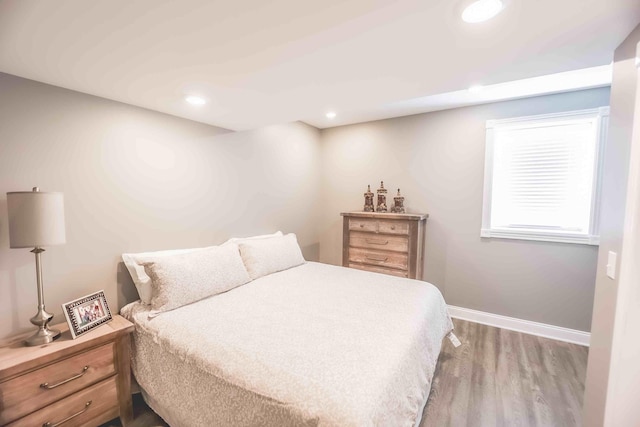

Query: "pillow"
left=122, top=245, right=211, bottom=304
left=122, top=232, right=282, bottom=304
left=224, top=230, right=283, bottom=245
left=239, top=233, right=305, bottom=280
left=142, top=243, right=250, bottom=315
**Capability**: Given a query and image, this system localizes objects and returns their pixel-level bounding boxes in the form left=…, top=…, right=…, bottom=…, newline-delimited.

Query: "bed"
left=121, top=235, right=453, bottom=427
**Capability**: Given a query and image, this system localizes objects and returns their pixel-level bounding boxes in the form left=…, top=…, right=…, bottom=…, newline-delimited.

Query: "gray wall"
left=0, top=71, right=612, bottom=341
left=319, top=87, right=610, bottom=332
left=583, top=25, right=640, bottom=427
left=0, top=73, right=322, bottom=340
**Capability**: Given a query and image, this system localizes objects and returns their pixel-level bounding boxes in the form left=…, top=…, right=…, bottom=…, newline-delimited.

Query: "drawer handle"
left=390, top=225, right=396, bottom=230
left=359, top=224, right=365, bottom=228
left=366, top=255, right=389, bottom=262
left=365, top=239, right=389, bottom=245
left=40, top=366, right=89, bottom=389
left=43, top=400, right=92, bottom=427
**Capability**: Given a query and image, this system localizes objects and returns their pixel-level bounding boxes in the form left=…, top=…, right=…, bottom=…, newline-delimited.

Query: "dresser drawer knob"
left=40, top=366, right=89, bottom=389
left=359, top=224, right=364, bottom=228
left=390, top=225, right=396, bottom=230
left=43, top=400, right=92, bottom=427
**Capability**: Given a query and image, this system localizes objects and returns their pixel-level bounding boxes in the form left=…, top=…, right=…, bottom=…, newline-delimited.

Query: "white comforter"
left=122, top=262, right=453, bottom=427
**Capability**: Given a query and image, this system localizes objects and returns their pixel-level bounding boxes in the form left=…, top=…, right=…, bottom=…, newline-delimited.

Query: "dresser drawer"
left=378, top=220, right=409, bottom=235
left=349, top=218, right=410, bottom=236
left=7, top=376, right=119, bottom=427
left=0, top=343, right=115, bottom=424
left=349, top=218, right=378, bottom=233
left=349, top=263, right=409, bottom=278
left=348, top=247, right=408, bottom=270
left=349, top=232, right=408, bottom=252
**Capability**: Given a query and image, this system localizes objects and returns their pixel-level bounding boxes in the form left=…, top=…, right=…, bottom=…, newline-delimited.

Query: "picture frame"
left=62, top=290, right=112, bottom=339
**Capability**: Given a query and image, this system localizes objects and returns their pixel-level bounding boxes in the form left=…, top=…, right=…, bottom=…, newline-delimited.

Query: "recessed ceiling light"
left=468, top=84, right=484, bottom=93
left=326, top=111, right=337, bottom=119
left=462, top=0, right=503, bottom=23
left=185, top=95, right=206, bottom=106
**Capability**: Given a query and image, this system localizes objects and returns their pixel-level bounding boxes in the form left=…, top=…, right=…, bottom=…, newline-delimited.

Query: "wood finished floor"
left=101, top=319, right=588, bottom=427
left=420, top=319, right=588, bottom=427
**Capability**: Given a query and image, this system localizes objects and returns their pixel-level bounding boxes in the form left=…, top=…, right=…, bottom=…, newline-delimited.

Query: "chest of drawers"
left=341, top=211, right=428, bottom=280
left=0, top=315, right=134, bottom=427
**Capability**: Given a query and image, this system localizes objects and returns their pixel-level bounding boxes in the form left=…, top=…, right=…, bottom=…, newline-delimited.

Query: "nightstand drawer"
left=348, top=248, right=408, bottom=270
left=0, top=343, right=115, bottom=424
left=7, top=376, right=119, bottom=427
left=350, top=231, right=408, bottom=252
left=349, top=263, right=409, bottom=278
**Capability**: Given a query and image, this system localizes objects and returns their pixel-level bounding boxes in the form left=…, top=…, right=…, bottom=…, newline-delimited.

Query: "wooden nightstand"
left=0, top=315, right=134, bottom=427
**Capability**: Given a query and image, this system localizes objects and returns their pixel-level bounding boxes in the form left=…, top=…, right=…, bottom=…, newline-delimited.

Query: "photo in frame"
left=62, top=290, right=112, bottom=339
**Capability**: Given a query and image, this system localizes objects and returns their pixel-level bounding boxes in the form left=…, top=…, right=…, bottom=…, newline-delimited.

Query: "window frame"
left=481, top=107, right=609, bottom=246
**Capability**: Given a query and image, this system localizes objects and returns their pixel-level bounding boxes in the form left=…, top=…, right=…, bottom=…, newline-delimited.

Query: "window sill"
left=480, top=228, right=600, bottom=246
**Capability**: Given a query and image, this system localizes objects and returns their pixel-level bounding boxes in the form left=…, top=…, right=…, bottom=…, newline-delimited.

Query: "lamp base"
left=25, top=292, right=60, bottom=347
left=25, top=326, right=61, bottom=346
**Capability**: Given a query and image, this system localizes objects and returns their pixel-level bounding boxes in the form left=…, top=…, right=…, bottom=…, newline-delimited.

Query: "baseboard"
left=447, top=305, right=590, bottom=347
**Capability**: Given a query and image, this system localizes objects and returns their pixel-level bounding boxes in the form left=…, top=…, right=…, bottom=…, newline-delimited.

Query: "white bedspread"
left=121, top=262, right=453, bottom=427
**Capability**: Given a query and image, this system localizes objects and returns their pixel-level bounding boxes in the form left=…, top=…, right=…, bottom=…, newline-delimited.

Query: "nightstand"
left=0, top=315, right=134, bottom=427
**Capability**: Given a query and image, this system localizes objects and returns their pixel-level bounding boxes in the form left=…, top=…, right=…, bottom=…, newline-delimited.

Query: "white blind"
left=490, top=118, right=598, bottom=234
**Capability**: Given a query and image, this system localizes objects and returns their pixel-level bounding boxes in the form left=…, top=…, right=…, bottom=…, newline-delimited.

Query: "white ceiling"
left=0, top=0, right=638, bottom=131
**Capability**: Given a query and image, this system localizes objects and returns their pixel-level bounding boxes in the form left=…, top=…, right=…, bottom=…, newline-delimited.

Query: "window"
left=481, top=107, right=608, bottom=245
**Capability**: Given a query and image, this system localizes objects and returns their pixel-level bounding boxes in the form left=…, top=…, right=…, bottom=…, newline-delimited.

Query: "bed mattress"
left=121, top=261, right=453, bottom=427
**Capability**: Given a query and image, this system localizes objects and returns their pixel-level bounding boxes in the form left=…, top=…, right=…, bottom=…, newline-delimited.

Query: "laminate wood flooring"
left=101, top=318, right=588, bottom=427
left=420, top=319, right=588, bottom=427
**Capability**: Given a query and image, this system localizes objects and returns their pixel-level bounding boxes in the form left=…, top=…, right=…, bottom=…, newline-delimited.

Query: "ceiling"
left=0, top=0, right=638, bottom=131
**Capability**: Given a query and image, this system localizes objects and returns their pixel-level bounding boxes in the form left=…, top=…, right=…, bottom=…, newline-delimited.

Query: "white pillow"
left=122, top=232, right=282, bottom=304
left=122, top=245, right=211, bottom=304
left=224, top=231, right=283, bottom=245
left=142, top=243, right=250, bottom=315
left=239, top=233, right=305, bottom=280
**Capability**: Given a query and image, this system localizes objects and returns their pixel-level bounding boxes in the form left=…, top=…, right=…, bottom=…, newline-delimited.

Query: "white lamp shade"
left=7, top=190, right=66, bottom=248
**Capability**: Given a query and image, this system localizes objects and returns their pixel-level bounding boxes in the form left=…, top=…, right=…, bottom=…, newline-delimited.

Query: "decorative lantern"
left=392, top=188, right=405, bottom=213
left=376, top=181, right=387, bottom=212
left=363, top=185, right=375, bottom=212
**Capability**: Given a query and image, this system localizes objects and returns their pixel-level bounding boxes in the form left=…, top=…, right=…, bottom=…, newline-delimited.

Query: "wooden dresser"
left=341, top=211, right=428, bottom=280
left=0, top=315, right=134, bottom=427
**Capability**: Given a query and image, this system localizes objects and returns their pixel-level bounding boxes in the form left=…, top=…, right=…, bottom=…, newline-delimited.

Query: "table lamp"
left=7, top=187, right=66, bottom=346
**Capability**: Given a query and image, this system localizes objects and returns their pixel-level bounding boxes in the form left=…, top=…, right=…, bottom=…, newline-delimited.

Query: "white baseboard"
left=447, top=305, right=590, bottom=347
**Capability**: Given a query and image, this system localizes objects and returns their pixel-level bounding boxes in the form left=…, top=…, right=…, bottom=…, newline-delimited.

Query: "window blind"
left=490, top=118, right=598, bottom=235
